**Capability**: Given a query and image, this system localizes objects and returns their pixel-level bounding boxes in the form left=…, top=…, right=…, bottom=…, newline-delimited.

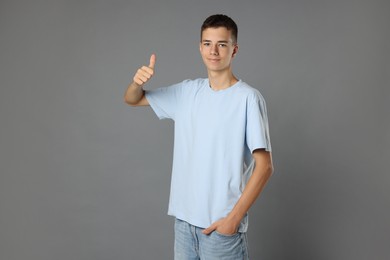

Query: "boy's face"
left=200, top=27, right=238, bottom=73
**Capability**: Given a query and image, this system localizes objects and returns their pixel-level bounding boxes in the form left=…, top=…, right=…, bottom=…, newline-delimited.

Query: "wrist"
left=226, top=212, right=243, bottom=227
left=132, top=81, right=143, bottom=88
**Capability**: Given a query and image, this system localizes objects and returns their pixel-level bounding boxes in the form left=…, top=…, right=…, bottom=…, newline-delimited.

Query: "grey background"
left=1, top=0, right=389, bottom=259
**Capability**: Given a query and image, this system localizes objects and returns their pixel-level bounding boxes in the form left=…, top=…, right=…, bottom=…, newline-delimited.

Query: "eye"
left=203, top=42, right=211, bottom=46
left=218, top=43, right=227, bottom=47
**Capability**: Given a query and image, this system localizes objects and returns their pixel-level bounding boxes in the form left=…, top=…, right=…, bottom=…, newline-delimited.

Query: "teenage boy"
left=124, top=14, right=273, bottom=260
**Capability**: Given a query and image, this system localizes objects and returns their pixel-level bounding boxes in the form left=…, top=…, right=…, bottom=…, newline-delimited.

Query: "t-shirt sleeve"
left=145, top=82, right=183, bottom=120
left=246, top=93, right=272, bottom=153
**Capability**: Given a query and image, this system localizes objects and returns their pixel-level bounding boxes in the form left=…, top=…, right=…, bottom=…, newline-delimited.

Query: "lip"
left=208, top=58, right=220, bottom=62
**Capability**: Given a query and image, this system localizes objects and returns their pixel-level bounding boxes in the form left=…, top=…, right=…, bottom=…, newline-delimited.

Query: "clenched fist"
left=133, top=54, right=156, bottom=86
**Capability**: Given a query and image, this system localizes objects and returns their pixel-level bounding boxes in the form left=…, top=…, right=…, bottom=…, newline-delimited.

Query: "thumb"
left=149, top=54, right=156, bottom=69
left=202, top=224, right=216, bottom=235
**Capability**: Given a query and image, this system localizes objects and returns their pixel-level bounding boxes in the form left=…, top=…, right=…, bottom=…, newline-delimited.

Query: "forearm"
left=227, top=151, right=273, bottom=225
left=124, top=82, right=145, bottom=106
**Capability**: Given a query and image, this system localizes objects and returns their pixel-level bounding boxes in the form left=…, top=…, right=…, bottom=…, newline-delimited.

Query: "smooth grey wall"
left=1, top=0, right=389, bottom=259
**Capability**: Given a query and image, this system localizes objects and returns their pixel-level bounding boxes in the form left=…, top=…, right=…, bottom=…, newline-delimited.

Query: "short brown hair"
left=201, top=14, right=238, bottom=43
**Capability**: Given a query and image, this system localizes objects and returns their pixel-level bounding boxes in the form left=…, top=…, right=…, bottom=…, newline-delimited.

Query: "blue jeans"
left=174, top=218, right=249, bottom=260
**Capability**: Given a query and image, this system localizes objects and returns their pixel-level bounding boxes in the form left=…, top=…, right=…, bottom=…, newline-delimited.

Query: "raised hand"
left=133, top=54, right=156, bottom=86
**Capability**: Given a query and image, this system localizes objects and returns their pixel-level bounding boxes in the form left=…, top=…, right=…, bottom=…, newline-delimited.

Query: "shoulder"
left=175, top=78, right=208, bottom=95
left=236, top=81, right=266, bottom=103
left=156, top=78, right=206, bottom=94
left=181, top=78, right=208, bottom=88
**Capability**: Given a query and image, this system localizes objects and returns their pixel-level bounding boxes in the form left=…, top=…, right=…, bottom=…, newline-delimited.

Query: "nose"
left=210, top=44, right=219, bottom=56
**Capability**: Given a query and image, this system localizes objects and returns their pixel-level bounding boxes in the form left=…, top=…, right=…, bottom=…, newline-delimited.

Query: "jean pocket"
left=214, top=230, right=240, bottom=238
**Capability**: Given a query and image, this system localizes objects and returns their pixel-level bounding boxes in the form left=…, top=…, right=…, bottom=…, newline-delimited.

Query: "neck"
left=208, top=70, right=238, bottom=91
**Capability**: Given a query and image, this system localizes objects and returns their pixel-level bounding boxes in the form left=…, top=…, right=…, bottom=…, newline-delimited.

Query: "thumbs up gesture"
left=133, top=54, right=156, bottom=87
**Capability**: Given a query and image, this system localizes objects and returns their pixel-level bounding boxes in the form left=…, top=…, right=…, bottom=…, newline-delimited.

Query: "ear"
left=232, top=44, right=239, bottom=57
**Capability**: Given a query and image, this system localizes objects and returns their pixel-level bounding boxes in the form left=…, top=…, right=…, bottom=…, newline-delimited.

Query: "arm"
left=203, top=149, right=273, bottom=235
left=124, top=54, right=156, bottom=106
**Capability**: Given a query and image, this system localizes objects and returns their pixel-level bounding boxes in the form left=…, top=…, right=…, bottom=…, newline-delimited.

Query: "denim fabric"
left=174, top=218, right=249, bottom=260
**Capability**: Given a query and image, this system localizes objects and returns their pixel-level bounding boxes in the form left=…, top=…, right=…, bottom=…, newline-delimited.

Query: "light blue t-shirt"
left=145, top=78, right=271, bottom=232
